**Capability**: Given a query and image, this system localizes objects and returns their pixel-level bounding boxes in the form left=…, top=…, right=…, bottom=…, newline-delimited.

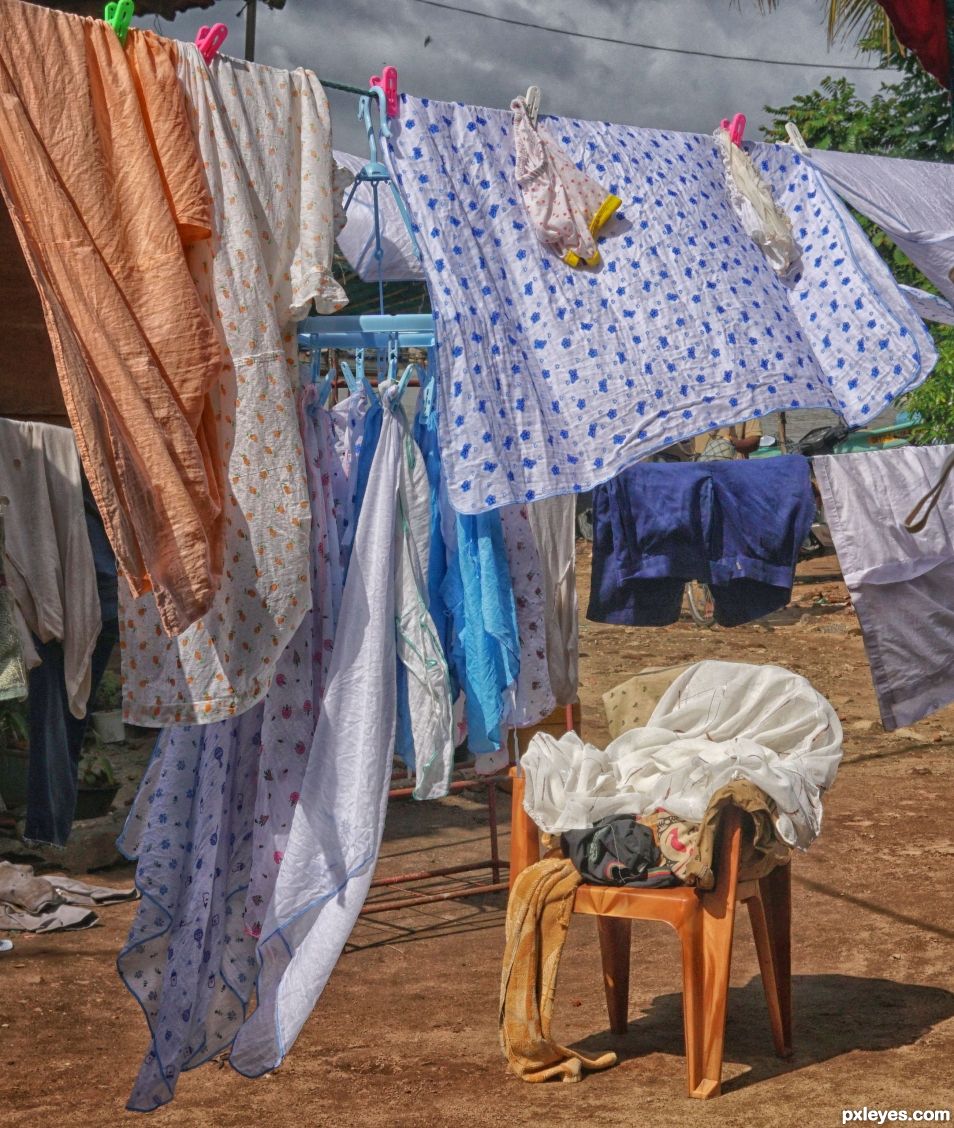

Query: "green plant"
left=0, top=700, right=28, bottom=749
left=92, top=669, right=122, bottom=712
left=78, top=748, right=117, bottom=789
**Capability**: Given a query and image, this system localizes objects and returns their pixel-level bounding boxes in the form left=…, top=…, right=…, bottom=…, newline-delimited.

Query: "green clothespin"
left=104, top=0, right=134, bottom=45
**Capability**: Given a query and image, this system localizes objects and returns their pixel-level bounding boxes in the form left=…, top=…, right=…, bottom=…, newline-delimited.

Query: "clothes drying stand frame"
left=298, top=312, right=511, bottom=915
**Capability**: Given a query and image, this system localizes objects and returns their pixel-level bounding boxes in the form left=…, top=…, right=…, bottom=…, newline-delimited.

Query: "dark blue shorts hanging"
left=586, top=455, right=815, bottom=628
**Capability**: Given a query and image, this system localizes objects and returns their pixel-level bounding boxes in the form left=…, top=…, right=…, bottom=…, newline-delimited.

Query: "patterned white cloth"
left=120, top=49, right=346, bottom=727
left=500, top=504, right=554, bottom=728
left=387, top=94, right=935, bottom=513
left=521, top=660, right=843, bottom=849
left=116, top=382, right=366, bottom=1110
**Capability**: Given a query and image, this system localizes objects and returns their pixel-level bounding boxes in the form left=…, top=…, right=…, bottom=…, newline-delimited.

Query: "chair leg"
left=691, top=892, right=738, bottom=1099
left=746, top=889, right=789, bottom=1058
left=762, top=862, right=792, bottom=1053
left=678, top=911, right=705, bottom=1097
left=596, top=916, right=631, bottom=1035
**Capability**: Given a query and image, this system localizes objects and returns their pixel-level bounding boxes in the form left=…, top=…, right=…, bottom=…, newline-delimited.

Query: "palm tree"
left=751, top=1, right=892, bottom=50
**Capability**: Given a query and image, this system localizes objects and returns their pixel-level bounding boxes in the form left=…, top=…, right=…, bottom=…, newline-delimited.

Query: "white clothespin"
left=785, top=122, right=810, bottom=156
left=525, top=85, right=541, bottom=127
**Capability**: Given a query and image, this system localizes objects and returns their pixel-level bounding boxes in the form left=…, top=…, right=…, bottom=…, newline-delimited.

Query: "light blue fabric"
left=387, top=94, right=935, bottom=514
left=444, top=512, right=520, bottom=755
left=413, top=361, right=520, bottom=755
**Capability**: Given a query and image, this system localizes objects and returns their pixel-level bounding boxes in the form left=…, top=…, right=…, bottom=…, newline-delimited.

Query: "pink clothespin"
left=195, top=23, right=228, bottom=64
left=720, top=113, right=747, bottom=147
left=370, top=65, right=399, bottom=119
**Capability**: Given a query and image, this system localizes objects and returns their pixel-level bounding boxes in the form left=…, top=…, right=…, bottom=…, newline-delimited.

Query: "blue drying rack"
left=298, top=313, right=436, bottom=353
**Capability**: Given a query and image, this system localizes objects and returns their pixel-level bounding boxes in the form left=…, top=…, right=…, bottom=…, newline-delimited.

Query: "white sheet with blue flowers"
left=388, top=94, right=935, bottom=513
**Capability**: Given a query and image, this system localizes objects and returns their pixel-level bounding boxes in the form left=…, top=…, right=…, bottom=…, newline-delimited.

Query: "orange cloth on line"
left=0, top=0, right=223, bottom=636
left=500, top=855, right=618, bottom=1082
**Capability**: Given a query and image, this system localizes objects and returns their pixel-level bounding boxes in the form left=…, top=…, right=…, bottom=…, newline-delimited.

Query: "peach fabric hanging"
left=0, top=1, right=223, bottom=636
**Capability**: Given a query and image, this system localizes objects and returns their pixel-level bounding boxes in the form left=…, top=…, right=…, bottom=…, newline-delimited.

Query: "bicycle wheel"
left=686, top=580, right=716, bottom=627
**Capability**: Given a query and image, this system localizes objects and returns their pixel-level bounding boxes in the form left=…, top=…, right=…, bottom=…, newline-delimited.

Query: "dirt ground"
left=2, top=545, right=954, bottom=1128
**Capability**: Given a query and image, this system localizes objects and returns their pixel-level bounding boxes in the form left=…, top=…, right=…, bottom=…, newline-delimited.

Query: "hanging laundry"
left=714, top=125, right=800, bottom=275
left=119, top=432, right=329, bottom=1105
left=526, top=495, right=579, bottom=706
left=0, top=421, right=118, bottom=847
left=387, top=94, right=935, bottom=513
left=520, top=661, right=843, bottom=849
left=334, top=149, right=425, bottom=282
left=415, top=368, right=521, bottom=755
left=500, top=505, right=555, bottom=729
left=0, top=504, right=26, bottom=705
left=815, top=443, right=954, bottom=731
left=117, top=707, right=264, bottom=1112
left=226, top=389, right=409, bottom=1079
left=511, top=94, right=621, bottom=268
left=393, top=397, right=455, bottom=799
left=23, top=478, right=119, bottom=849
left=587, top=455, right=815, bottom=628
left=808, top=148, right=954, bottom=307
left=0, top=421, right=100, bottom=722
left=0, top=3, right=225, bottom=634
left=442, top=510, right=521, bottom=755
left=901, top=285, right=954, bottom=327
left=875, top=1, right=951, bottom=87
left=120, top=47, right=347, bottom=727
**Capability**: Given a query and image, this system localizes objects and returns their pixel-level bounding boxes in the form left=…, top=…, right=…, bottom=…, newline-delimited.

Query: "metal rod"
left=487, top=782, right=500, bottom=884
left=244, top=0, right=257, bottom=61
left=388, top=777, right=486, bottom=800
left=323, top=78, right=375, bottom=97
left=360, top=882, right=509, bottom=915
left=370, top=860, right=500, bottom=888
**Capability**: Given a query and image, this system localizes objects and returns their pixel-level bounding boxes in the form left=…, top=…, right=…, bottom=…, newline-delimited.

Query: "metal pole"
left=244, top=0, right=257, bottom=62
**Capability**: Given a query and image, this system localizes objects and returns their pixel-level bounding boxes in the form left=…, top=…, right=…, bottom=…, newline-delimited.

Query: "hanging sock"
left=511, top=95, right=621, bottom=268
left=714, top=125, right=800, bottom=276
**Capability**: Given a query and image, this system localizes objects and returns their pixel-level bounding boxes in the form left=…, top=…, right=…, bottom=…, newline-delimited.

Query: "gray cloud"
left=138, top=0, right=898, bottom=155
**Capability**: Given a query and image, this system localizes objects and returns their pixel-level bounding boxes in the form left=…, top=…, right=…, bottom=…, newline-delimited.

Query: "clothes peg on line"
left=525, top=85, right=541, bottom=127
left=195, top=24, right=229, bottom=64
left=104, top=0, right=134, bottom=45
left=785, top=122, right=810, bottom=155
left=719, top=112, right=747, bottom=147
left=370, top=65, right=399, bottom=119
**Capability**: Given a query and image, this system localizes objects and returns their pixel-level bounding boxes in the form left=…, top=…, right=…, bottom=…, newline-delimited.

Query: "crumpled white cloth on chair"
left=521, top=661, right=842, bottom=848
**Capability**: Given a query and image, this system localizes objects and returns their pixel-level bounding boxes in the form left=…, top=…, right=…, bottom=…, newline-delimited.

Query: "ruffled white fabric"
left=715, top=128, right=800, bottom=277
left=521, top=661, right=842, bottom=848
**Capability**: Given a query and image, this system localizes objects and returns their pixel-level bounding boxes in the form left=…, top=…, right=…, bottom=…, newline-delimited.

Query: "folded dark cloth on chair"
left=561, top=816, right=680, bottom=888
left=587, top=455, right=815, bottom=627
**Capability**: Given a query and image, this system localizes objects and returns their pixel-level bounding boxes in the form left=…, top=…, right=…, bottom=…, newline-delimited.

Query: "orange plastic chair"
left=508, top=770, right=792, bottom=1098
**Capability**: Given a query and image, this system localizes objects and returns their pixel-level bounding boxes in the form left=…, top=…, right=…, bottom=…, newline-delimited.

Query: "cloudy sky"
left=137, top=0, right=898, bottom=155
